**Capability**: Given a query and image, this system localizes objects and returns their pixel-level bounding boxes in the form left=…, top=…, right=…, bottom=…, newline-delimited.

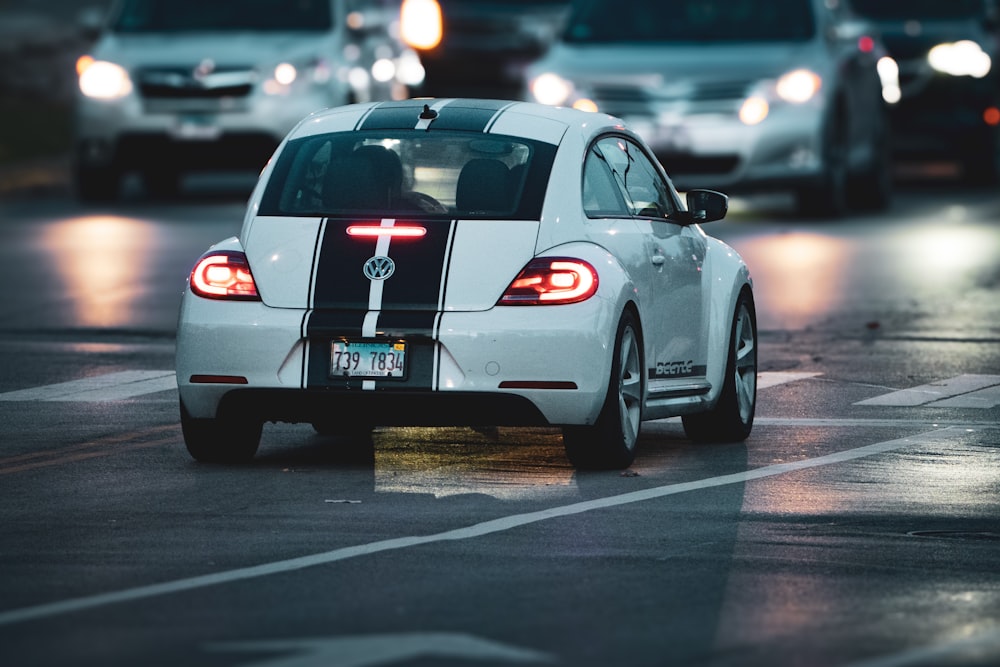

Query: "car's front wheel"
left=796, top=111, right=849, bottom=219
left=74, top=165, right=121, bottom=203
left=563, top=310, right=643, bottom=470
left=682, top=289, right=757, bottom=442
left=180, top=401, right=262, bottom=463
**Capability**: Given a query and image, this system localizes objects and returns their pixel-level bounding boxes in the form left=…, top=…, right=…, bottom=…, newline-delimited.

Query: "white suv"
left=73, top=0, right=424, bottom=201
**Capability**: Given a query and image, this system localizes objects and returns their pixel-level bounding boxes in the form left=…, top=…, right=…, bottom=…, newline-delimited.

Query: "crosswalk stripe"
left=928, top=384, right=1000, bottom=409
left=755, top=371, right=823, bottom=390
left=0, top=371, right=176, bottom=402
left=854, top=374, right=1000, bottom=407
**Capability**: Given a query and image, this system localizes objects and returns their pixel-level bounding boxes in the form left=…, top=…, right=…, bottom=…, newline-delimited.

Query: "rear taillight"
left=190, top=251, right=260, bottom=300
left=498, top=258, right=598, bottom=306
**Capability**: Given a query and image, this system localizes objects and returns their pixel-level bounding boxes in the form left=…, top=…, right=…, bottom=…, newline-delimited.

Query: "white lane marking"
left=929, top=383, right=1000, bottom=409
left=0, top=371, right=176, bottom=402
left=843, top=627, right=1000, bottom=667
left=755, top=371, right=822, bottom=390
left=0, top=370, right=819, bottom=404
left=854, top=374, right=1000, bottom=407
left=0, top=426, right=970, bottom=627
left=206, top=633, right=554, bottom=666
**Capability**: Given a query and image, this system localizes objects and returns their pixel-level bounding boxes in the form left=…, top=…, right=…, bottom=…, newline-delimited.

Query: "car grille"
left=136, top=66, right=256, bottom=111
left=592, top=79, right=751, bottom=104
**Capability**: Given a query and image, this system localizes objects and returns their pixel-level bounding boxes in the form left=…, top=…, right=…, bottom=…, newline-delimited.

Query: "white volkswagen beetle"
left=176, top=99, right=757, bottom=469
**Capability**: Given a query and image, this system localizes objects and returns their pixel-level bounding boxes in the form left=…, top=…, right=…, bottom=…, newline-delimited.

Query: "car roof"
left=291, top=98, right=627, bottom=145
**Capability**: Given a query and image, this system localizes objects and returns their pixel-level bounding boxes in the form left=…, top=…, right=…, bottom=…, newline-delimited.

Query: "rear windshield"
left=850, top=0, right=985, bottom=20
left=564, top=0, right=816, bottom=43
left=112, top=0, right=332, bottom=32
left=259, top=131, right=556, bottom=220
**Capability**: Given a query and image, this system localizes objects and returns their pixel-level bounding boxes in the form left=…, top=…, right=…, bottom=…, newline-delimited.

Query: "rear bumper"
left=211, top=387, right=550, bottom=427
left=176, top=294, right=617, bottom=427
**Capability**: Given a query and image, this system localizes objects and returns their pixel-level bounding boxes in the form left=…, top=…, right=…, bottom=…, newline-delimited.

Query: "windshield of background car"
left=850, top=0, right=985, bottom=20
left=111, top=0, right=332, bottom=32
left=259, top=131, right=557, bottom=219
left=563, top=0, right=816, bottom=43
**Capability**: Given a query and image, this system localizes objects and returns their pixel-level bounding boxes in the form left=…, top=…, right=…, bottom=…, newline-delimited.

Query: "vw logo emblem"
left=363, top=256, right=395, bottom=280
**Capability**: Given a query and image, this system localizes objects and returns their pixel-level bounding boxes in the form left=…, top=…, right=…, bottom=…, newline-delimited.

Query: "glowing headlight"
left=877, top=57, right=901, bottom=104
left=395, top=49, right=426, bottom=86
left=400, top=0, right=443, bottom=50
left=531, top=73, right=574, bottom=107
left=274, top=63, right=297, bottom=86
left=371, top=58, right=396, bottom=83
left=775, top=69, right=822, bottom=104
left=739, top=96, right=769, bottom=125
left=78, top=60, right=133, bottom=100
left=928, top=40, right=991, bottom=78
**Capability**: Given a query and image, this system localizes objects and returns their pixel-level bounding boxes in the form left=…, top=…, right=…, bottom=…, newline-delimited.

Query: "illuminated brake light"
left=498, top=258, right=598, bottom=306
left=190, top=251, right=260, bottom=300
left=346, top=225, right=427, bottom=238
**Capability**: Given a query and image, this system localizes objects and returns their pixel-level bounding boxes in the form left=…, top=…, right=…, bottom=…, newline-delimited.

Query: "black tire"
left=848, top=119, right=892, bottom=212
left=682, top=289, right=757, bottom=443
left=311, top=420, right=374, bottom=438
left=75, top=165, right=121, bottom=203
left=796, top=111, right=849, bottom=219
left=143, top=167, right=181, bottom=200
left=962, top=132, right=1000, bottom=186
left=180, top=401, right=261, bottom=463
left=563, top=310, right=644, bottom=470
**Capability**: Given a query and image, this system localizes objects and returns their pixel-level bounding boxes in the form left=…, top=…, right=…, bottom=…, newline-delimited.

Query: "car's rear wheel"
left=312, top=420, right=374, bottom=438
left=180, top=401, right=262, bottom=463
left=682, top=289, right=757, bottom=442
left=563, top=310, right=643, bottom=470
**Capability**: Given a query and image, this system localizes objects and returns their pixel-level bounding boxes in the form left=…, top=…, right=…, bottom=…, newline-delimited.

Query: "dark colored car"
left=850, top=0, right=1000, bottom=183
left=403, top=0, right=571, bottom=98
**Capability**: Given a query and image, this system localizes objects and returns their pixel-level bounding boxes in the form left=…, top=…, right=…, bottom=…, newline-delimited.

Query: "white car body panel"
left=176, top=98, right=755, bottom=461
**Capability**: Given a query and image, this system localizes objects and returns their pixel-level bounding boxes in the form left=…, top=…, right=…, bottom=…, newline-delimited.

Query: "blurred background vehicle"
left=73, top=0, right=425, bottom=201
left=849, top=0, right=1000, bottom=184
left=400, top=0, right=571, bottom=98
left=525, top=0, right=893, bottom=218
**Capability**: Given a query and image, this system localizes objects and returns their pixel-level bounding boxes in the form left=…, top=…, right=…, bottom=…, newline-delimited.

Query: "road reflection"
left=732, top=231, right=851, bottom=331
left=41, top=215, right=162, bottom=328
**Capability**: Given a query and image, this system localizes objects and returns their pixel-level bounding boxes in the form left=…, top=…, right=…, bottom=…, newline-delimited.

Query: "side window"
left=582, top=145, right=630, bottom=216
left=594, top=136, right=676, bottom=219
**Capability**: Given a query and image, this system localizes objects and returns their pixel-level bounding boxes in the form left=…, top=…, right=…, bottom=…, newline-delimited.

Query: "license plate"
left=170, top=115, right=222, bottom=141
left=330, top=340, right=406, bottom=379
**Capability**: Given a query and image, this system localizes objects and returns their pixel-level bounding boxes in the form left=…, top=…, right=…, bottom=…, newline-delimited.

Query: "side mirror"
left=681, top=189, right=728, bottom=224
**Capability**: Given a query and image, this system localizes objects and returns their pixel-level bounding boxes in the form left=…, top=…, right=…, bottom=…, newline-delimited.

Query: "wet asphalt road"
left=0, top=177, right=998, bottom=666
